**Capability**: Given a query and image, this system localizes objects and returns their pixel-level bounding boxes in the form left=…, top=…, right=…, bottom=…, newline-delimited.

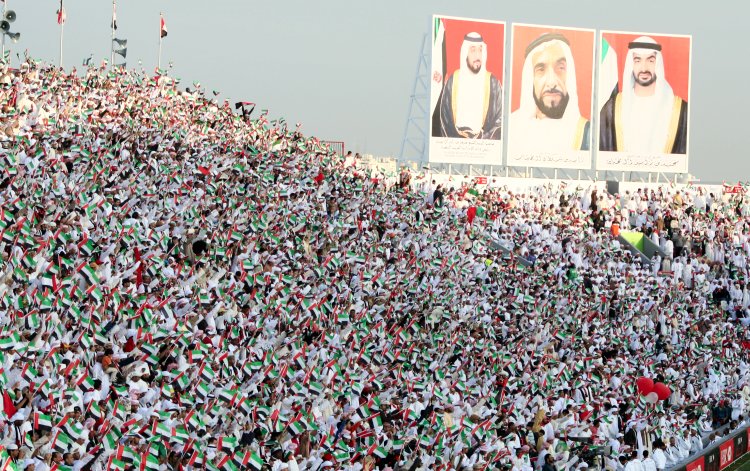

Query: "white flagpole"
left=158, top=13, right=162, bottom=70
left=1, top=0, right=8, bottom=63
left=110, top=0, right=116, bottom=68
left=59, top=1, right=64, bottom=68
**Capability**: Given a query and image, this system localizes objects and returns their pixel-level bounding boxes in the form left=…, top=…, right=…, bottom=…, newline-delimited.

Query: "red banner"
left=720, top=440, right=735, bottom=469
left=474, top=177, right=488, bottom=185
left=724, top=184, right=744, bottom=194
left=686, top=456, right=704, bottom=471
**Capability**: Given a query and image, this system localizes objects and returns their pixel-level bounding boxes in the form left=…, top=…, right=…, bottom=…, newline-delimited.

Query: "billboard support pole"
left=399, top=33, right=431, bottom=168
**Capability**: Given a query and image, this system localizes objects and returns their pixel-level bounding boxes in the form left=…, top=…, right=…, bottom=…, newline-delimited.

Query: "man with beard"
left=599, top=36, right=688, bottom=154
left=509, top=32, right=591, bottom=153
left=439, top=32, right=503, bottom=139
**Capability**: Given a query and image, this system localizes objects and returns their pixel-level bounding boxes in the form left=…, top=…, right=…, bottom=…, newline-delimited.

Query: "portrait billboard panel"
left=506, top=23, right=595, bottom=169
left=596, top=30, right=691, bottom=172
left=429, top=15, right=505, bottom=165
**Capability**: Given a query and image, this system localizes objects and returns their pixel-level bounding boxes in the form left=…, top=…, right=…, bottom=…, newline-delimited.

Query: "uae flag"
left=430, top=16, right=446, bottom=135
left=57, top=0, right=66, bottom=25
left=160, top=14, right=168, bottom=38
left=247, top=452, right=263, bottom=471
left=598, top=36, right=619, bottom=110
left=34, top=412, right=52, bottom=431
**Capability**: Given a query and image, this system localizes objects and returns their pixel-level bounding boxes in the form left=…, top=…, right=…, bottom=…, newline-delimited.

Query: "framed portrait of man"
left=429, top=15, right=505, bottom=165
left=507, top=23, right=595, bottom=170
left=596, top=31, right=691, bottom=173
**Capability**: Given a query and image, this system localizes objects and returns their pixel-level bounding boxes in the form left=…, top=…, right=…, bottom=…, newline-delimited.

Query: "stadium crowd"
left=1, top=58, right=750, bottom=471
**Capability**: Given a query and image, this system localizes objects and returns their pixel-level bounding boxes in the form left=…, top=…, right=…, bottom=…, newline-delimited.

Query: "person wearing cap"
left=6, top=444, right=20, bottom=466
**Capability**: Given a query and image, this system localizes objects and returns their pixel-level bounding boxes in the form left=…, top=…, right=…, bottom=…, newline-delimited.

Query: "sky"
left=1, top=0, right=743, bottom=182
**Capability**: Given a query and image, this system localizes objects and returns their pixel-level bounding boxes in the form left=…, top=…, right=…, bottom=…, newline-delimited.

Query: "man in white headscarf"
left=439, top=32, right=503, bottom=140
left=509, top=32, right=591, bottom=152
left=599, top=36, right=688, bottom=154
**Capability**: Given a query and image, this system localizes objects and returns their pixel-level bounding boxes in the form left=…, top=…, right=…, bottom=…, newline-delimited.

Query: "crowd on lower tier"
left=0, top=59, right=749, bottom=471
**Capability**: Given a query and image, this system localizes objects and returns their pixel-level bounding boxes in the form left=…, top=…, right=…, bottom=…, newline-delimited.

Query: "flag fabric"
left=34, top=412, right=52, bottom=430
left=57, top=0, right=66, bottom=25
left=430, top=16, right=446, bottom=134
left=598, top=36, right=619, bottom=111
left=112, top=5, right=118, bottom=30
left=52, top=431, right=73, bottom=453
left=160, top=15, right=168, bottom=38
left=2, top=390, right=17, bottom=418
left=247, top=452, right=263, bottom=471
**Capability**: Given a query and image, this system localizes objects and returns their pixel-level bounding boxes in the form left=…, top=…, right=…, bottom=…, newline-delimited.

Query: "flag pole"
left=158, top=12, right=162, bottom=70
left=1, top=0, right=7, bottom=63
left=59, top=0, right=65, bottom=68
left=110, top=0, right=116, bottom=69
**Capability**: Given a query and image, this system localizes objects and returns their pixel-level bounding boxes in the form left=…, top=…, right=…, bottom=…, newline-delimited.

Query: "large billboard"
left=596, top=31, right=691, bottom=172
left=507, top=24, right=595, bottom=169
left=429, top=15, right=505, bottom=165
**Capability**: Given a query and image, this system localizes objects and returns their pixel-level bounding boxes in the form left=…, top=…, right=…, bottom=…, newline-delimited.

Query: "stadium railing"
left=668, top=422, right=749, bottom=471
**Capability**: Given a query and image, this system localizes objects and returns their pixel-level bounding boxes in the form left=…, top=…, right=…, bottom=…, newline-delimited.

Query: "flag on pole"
left=112, top=5, right=118, bottom=31
left=160, top=14, right=168, bottom=38
left=57, top=0, right=66, bottom=25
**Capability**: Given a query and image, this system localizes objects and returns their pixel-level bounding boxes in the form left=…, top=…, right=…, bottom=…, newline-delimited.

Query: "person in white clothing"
left=652, top=441, right=668, bottom=471
left=641, top=450, right=657, bottom=471
left=624, top=452, right=645, bottom=471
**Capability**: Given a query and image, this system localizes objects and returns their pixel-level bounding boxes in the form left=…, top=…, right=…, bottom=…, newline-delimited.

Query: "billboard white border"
left=505, top=22, right=596, bottom=170
left=428, top=14, right=507, bottom=166
left=594, top=29, right=692, bottom=173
